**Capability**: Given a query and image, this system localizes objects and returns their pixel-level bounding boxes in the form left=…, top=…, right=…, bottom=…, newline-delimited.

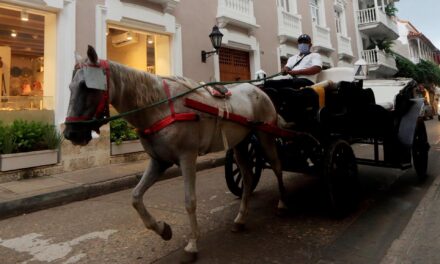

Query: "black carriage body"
left=225, top=76, right=429, bottom=205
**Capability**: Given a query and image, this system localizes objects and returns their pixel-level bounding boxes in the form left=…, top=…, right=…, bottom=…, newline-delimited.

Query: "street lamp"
left=201, top=25, right=223, bottom=63
left=354, top=59, right=368, bottom=80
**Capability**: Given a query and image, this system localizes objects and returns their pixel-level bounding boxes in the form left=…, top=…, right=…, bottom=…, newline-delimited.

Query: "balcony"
left=312, top=24, right=334, bottom=53
left=337, top=34, right=354, bottom=60
left=277, top=8, right=302, bottom=43
left=217, top=0, right=259, bottom=31
left=147, top=0, right=180, bottom=13
left=361, top=48, right=398, bottom=78
left=356, top=8, right=399, bottom=39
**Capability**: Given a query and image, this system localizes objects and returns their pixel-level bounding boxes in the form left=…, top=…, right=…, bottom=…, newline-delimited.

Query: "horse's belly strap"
left=142, top=113, right=198, bottom=135
left=184, top=98, right=297, bottom=138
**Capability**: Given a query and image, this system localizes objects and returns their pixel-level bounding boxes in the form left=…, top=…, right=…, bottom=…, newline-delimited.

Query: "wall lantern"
left=354, top=58, right=368, bottom=80
left=201, top=25, right=223, bottom=63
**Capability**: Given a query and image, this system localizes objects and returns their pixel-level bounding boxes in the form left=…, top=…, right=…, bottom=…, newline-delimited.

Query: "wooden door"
left=219, top=48, right=251, bottom=81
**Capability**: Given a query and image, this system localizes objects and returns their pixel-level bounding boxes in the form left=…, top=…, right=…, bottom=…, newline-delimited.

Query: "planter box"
left=0, top=149, right=59, bottom=172
left=111, top=140, right=144, bottom=155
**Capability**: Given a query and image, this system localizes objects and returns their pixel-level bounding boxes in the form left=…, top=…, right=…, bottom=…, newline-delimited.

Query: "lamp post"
left=201, top=25, right=223, bottom=63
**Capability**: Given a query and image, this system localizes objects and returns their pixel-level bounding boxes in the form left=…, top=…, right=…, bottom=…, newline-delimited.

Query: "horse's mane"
left=108, top=61, right=164, bottom=107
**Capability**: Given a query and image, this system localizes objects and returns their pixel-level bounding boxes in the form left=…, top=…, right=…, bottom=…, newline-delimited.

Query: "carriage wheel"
left=323, top=140, right=359, bottom=216
left=412, top=120, right=429, bottom=181
left=224, top=139, right=263, bottom=197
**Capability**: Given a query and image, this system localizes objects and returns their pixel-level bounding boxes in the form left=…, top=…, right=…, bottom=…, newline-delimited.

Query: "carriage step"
left=356, top=158, right=412, bottom=170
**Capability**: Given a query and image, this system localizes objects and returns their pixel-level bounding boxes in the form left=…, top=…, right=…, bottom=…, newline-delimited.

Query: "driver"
left=282, top=34, right=322, bottom=88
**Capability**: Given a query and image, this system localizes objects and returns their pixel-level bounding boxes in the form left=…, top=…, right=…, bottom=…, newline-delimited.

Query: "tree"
left=394, top=52, right=440, bottom=87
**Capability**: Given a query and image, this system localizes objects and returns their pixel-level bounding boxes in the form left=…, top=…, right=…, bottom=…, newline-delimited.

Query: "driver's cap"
left=298, top=34, right=312, bottom=44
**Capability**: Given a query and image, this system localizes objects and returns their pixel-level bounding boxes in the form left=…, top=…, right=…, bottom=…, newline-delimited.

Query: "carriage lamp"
left=201, top=25, right=223, bottom=63
left=354, top=59, right=368, bottom=80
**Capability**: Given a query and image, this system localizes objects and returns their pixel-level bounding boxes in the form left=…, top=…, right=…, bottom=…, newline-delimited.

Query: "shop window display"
left=0, top=6, right=53, bottom=124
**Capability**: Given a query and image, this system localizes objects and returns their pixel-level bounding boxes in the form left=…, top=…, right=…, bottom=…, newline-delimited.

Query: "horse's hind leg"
left=179, top=153, right=200, bottom=263
left=132, top=158, right=172, bottom=240
left=257, top=132, right=287, bottom=214
left=231, top=139, right=254, bottom=232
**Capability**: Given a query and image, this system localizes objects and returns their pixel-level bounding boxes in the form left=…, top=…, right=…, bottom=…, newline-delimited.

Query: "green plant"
left=110, top=119, right=138, bottom=145
left=385, top=3, right=398, bottom=17
left=394, top=53, right=440, bottom=86
left=9, top=120, right=45, bottom=152
left=0, top=123, right=15, bottom=154
left=367, top=37, right=394, bottom=53
left=42, top=124, right=63, bottom=150
left=0, top=120, right=61, bottom=154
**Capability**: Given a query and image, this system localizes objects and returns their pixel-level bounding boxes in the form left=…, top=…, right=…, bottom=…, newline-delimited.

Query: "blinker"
left=84, top=66, right=107, bottom=91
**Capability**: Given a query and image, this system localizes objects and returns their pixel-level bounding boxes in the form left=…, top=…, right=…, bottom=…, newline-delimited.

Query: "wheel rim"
left=225, top=140, right=263, bottom=197
left=326, top=141, right=358, bottom=212
left=413, top=122, right=429, bottom=179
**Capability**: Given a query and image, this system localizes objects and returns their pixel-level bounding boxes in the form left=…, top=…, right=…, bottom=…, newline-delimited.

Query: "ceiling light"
left=21, top=10, right=29, bottom=21
left=126, top=32, right=133, bottom=40
left=148, top=37, right=154, bottom=44
left=11, top=30, right=17, bottom=37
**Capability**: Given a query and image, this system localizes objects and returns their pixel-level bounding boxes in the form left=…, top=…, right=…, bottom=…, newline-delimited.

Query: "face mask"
left=298, top=43, right=310, bottom=54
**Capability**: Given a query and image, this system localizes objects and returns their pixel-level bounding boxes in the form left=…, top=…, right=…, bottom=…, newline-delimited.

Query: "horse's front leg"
left=179, top=153, right=200, bottom=263
left=231, top=139, right=254, bottom=232
left=132, top=158, right=172, bottom=240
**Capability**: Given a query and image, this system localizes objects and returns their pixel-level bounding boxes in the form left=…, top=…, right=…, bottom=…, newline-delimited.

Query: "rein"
left=65, top=61, right=282, bottom=125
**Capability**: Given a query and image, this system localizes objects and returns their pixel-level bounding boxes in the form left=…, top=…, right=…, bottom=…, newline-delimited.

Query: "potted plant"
left=0, top=120, right=62, bottom=171
left=110, top=119, right=143, bottom=155
left=385, top=3, right=398, bottom=17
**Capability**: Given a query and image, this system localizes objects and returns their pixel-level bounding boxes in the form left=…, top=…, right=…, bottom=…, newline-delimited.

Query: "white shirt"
left=285, top=52, right=322, bottom=83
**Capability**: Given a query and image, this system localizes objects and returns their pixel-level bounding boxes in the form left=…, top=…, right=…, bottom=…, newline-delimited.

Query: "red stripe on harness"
left=184, top=98, right=249, bottom=126
left=141, top=80, right=198, bottom=136
left=184, top=98, right=298, bottom=138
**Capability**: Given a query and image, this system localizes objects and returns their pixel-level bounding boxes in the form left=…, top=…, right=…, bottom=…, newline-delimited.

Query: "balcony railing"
left=361, top=48, right=397, bottom=70
left=356, top=7, right=398, bottom=38
left=277, top=8, right=302, bottom=43
left=217, top=0, right=258, bottom=30
left=337, top=34, right=353, bottom=58
left=312, top=24, right=333, bottom=52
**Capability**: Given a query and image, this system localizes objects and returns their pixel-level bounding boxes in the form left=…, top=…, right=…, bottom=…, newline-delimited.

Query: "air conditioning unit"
left=111, top=32, right=139, bottom=47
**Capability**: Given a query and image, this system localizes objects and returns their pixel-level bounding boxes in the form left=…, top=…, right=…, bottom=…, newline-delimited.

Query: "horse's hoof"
left=180, top=251, right=198, bottom=264
left=276, top=207, right=288, bottom=217
left=231, top=223, right=245, bottom=233
left=160, top=222, right=172, bottom=241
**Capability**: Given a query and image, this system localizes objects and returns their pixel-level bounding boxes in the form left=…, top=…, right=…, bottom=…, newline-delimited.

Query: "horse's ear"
left=87, top=45, right=99, bottom=65
left=74, top=52, right=82, bottom=65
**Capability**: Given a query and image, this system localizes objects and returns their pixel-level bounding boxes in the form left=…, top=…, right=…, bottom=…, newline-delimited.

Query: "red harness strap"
left=142, top=80, right=198, bottom=135
left=184, top=98, right=298, bottom=138
left=65, top=60, right=110, bottom=123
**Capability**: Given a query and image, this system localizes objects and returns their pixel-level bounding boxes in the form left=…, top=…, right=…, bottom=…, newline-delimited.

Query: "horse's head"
left=64, top=45, right=109, bottom=146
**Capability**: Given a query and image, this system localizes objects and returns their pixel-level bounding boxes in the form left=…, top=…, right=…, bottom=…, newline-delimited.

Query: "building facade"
left=395, top=19, right=440, bottom=65
left=0, top=0, right=401, bottom=178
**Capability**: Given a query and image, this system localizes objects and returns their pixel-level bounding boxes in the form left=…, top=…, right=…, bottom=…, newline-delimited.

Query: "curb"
left=0, top=156, right=225, bottom=220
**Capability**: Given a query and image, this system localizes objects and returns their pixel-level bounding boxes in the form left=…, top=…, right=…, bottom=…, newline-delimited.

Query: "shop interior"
left=0, top=5, right=54, bottom=124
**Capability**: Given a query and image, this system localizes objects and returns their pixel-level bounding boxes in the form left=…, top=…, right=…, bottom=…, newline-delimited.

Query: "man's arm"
left=288, top=66, right=322, bottom=76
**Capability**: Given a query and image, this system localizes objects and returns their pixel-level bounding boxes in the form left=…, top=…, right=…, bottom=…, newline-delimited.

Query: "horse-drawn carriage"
left=65, top=46, right=429, bottom=262
left=225, top=68, right=429, bottom=214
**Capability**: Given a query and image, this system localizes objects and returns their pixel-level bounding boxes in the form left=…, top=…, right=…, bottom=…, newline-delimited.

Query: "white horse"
left=64, top=46, right=286, bottom=263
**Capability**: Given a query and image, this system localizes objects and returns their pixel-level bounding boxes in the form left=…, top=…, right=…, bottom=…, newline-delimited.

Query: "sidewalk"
left=0, top=151, right=225, bottom=220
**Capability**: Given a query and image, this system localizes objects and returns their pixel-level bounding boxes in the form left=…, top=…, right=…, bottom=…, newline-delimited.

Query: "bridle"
left=65, top=60, right=110, bottom=126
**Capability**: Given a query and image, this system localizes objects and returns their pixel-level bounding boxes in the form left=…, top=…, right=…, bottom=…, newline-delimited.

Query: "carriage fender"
left=398, top=98, right=424, bottom=147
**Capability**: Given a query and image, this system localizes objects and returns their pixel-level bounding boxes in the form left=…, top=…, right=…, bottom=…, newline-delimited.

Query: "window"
left=0, top=5, right=56, bottom=116
left=107, top=26, right=171, bottom=76
left=335, top=10, right=342, bottom=33
left=310, top=0, right=320, bottom=25
left=278, top=0, right=290, bottom=13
